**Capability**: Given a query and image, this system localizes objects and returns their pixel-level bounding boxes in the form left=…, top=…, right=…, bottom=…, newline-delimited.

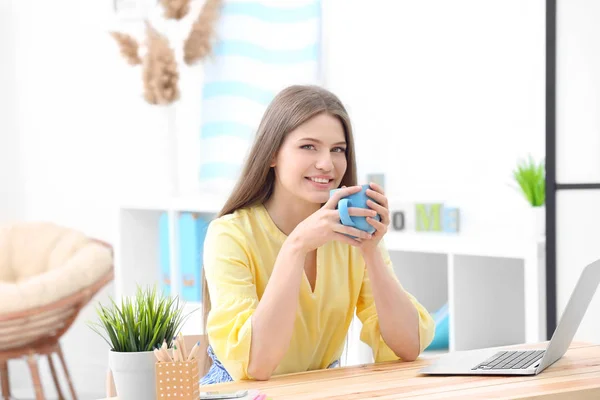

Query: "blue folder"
left=178, top=213, right=210, bottom=302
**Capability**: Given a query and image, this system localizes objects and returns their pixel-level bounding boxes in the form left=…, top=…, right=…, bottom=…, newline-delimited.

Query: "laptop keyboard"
left=472, top=350, right=545, bottom=370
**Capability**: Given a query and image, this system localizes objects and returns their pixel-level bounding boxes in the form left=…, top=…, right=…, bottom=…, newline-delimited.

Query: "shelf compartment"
left=450, top=254, right=525, bottom=352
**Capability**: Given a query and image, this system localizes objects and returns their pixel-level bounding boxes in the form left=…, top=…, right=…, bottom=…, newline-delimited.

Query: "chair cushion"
left=0, top=222, right=113, bottom=314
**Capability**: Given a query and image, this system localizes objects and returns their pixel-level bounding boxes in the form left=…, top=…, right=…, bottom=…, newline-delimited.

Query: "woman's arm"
left=247, top=237, right=306, bottom=380
left=362, top=249, right=420, bottom=361
left=356, top=182, right=433, bottom=361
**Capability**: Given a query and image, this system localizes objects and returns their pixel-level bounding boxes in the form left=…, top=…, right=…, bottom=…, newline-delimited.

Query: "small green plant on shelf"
left=513, top=155, right=545, bottom=207
left=88, top=285, right=194, bottom=352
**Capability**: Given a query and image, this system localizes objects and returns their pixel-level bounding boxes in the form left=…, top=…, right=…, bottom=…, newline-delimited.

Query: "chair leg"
left=0, top=360, right=10, bottom=400
left=26, top=354, right=45, bottom=400
left=47, top=354, right=65, bottom=400
left=56, top=345, right=77, bottom=400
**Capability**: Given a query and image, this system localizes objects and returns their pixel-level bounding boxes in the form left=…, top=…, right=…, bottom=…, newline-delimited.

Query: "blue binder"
left=178, top=213, right=210, bottom=302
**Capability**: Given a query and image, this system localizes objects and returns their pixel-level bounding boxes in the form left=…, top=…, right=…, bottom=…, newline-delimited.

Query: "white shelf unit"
left=342, top=233, right=546, bottom=366
left=115, top=195, right=546, bottom=361
left=114, top=195, right=228, bottom=336
left=384, top=232, right=547, bottom=349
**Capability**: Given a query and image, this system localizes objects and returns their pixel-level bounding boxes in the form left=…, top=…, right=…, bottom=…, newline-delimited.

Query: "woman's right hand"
left=288, top=185, right=378, bottom=253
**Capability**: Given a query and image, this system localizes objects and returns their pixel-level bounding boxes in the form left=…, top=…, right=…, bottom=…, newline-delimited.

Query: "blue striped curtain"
left=198, top=0, right=322, bottom=190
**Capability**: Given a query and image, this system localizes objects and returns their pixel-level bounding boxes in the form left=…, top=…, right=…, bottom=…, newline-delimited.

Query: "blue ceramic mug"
left=330, top=184, right=381, bottom=234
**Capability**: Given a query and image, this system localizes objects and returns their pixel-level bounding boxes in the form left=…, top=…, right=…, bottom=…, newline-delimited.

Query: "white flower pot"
left=533, top=205, right=546, bottom=239
left=109, top=350, right=156, bottom=400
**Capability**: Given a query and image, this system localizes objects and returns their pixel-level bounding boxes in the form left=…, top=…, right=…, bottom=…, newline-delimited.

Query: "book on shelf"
left=159, top=212, right=212, bottom=301
left=179, top=212, right=210, bottom=302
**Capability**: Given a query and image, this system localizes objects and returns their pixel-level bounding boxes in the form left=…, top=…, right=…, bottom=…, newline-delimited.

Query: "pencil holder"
left=155, top=360, right=199, bottom=399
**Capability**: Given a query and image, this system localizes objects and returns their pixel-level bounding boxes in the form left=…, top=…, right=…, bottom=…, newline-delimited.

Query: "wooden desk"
left=104, top=342, right=600, bottom=399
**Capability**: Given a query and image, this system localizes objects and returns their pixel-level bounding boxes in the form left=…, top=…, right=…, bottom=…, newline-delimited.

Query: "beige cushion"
left=0, top=222, right=113, bottom=315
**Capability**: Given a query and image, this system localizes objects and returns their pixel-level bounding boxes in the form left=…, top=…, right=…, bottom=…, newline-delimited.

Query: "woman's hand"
left=359, top=182, right=391, bottom=256
left=289, top=185, right=378, bottom=253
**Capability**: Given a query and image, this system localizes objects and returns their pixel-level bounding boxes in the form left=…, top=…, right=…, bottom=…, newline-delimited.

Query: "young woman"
left=200, top=85, right=435, bottom=384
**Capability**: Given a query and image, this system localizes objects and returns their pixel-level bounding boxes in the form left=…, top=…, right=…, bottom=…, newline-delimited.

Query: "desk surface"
left=105, top=342, right=600, bottom=399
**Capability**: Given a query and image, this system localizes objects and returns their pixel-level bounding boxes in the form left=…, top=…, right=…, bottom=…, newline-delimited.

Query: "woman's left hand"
left=360, top=182, right=390, bottom=255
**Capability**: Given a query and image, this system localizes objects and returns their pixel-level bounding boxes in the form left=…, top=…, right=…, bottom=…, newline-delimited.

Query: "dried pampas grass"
left=109, top=0, right=222, bottom=106
left=160, top=0, right=190, bottom=20
left=110, top=32, right=142, bottom=65
left=183, top=0, right=222, bottom=65
left=142, top=22, right=180, bottom=105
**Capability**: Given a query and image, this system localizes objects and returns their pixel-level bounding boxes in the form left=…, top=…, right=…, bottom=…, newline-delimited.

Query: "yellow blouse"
left=203, top=204, right=435, bottom=380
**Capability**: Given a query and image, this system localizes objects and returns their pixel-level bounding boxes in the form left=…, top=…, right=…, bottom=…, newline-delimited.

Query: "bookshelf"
left=115, top=195, right=546, bottom=366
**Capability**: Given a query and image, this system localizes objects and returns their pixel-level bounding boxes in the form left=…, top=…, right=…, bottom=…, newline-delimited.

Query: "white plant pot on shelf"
left=533, top=205, right=545, bottom=239
left=109, top=350, right=156, bottom=400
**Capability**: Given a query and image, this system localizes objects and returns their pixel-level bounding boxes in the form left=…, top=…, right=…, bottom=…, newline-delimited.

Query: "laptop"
left=419, top=258, right=600, bottom=376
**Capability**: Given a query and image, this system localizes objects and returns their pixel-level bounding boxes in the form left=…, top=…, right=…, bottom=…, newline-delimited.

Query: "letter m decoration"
left=415, top=203, right=460, bottom=233
left=416, top=204, right=442, bottom=231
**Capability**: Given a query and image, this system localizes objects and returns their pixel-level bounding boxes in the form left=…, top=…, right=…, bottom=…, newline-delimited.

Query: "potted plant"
left=512, top=155, right=545, bottom=238
left=88, top=286, right=191, bottom=400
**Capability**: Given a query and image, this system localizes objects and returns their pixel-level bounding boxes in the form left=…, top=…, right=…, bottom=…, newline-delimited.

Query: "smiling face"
left=271, top=112, right=348, bottom=205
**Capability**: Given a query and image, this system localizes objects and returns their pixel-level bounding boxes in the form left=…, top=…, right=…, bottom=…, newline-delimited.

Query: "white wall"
left=324, top=0, right=546, bottom=239
left=0, top=0, right=23, bottom=224
left=556, top=0, right=600, bottom=345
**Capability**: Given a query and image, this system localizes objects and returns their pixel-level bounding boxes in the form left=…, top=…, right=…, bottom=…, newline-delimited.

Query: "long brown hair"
left=201, top=84, right=358, bottom=333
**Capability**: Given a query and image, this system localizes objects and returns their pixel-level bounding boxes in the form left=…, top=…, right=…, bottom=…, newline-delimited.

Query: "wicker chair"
left=0, top=222, right=114, bottom=400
